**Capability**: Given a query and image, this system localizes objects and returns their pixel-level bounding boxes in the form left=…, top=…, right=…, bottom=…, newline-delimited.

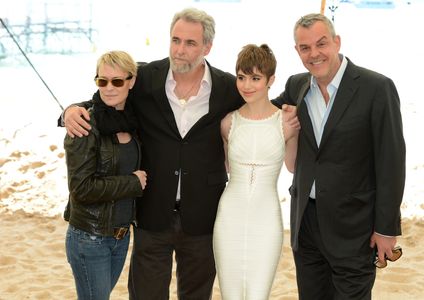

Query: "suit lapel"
left=204, top=65, right=225, bottom=120
left=298, top=78, right=319, bottom=151
left=319, top=62, right=359, bottom=150
left=151, top=60, right=181, bottom=137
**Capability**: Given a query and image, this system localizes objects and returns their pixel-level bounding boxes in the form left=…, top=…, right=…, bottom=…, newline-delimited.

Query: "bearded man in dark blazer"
left=272, top=13, right=405, bottom=300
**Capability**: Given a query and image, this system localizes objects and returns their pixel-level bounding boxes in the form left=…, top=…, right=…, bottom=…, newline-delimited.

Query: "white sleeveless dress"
left=213, top=109, right=285, bottom=300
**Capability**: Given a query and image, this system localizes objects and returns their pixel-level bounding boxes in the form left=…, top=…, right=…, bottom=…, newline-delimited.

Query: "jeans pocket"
left=80, top=232, right=103, bottom=246
left=69, top=225, right=104, bottom=246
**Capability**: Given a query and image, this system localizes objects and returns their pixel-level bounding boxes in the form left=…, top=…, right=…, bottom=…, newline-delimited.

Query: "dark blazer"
left=132, top=58, right=244, bottom=235
left=273, top=58, right=405, bottom=258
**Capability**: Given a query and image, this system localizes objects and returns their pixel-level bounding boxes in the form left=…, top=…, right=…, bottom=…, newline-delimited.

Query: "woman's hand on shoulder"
left=282, top=104, right=300, bottom=141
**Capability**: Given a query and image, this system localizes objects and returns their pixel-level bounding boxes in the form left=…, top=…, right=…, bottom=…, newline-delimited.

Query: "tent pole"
left=320, top=0, right=326, bottom=14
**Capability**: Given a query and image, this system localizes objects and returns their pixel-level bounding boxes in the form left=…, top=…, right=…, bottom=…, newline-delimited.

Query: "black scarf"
left=92, top=91, right=138, bottom=135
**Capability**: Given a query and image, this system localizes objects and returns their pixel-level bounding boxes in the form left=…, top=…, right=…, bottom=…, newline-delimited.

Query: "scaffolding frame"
left=0, top=1, right=95, bottom=59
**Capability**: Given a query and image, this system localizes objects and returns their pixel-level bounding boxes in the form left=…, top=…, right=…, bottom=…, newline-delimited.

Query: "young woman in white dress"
left=213, top=44, right=299, bottom=300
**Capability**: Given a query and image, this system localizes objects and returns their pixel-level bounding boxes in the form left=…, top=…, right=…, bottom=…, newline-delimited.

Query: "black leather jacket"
left=63, top=109, right=143, bottom=236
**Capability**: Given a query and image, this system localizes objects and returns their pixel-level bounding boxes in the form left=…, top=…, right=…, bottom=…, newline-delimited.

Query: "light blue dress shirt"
left=305, top=55, right=348, bottom=199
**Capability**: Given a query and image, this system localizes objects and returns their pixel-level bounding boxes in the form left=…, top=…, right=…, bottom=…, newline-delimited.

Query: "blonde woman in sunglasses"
left=63, top=50, right=147, bottom=300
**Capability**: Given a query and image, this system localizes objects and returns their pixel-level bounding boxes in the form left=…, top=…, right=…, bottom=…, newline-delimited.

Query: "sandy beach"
left=0, top=211, right=423, bottom=299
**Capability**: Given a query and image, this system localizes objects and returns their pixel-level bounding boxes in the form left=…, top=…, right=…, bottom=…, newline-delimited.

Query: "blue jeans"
left=66, top=225, right=130, bottom=300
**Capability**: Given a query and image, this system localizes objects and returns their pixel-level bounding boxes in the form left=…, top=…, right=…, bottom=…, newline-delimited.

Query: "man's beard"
left=170, top=54, right=204, bottom=74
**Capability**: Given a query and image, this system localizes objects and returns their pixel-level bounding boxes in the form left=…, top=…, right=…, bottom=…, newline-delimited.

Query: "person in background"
left=213, top=44, right=299, bottom=299
left=64, top=50, right=147, bottom=300
left=272, top=13, right=405, bottom=300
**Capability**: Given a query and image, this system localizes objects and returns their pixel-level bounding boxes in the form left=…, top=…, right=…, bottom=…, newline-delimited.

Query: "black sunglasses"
left=374, top=246, right=402, bottom=268
left=94, top=75, right=133, bottom=88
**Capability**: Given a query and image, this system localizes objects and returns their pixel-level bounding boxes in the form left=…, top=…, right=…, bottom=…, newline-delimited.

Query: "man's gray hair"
left=170, top=7, right=216, bottom=45
left=294, top=13, right=336, bottom=42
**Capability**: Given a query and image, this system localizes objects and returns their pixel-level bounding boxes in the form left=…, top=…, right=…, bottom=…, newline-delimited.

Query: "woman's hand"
left=282, top=104, right=300, bottom=141
left=133, top=170, right=147, bottom=190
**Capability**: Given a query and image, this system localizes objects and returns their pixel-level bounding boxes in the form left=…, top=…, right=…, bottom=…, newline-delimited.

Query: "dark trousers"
left=128, top=211, right=215, bottom=300
left=293, top=198, right=376, bottom=300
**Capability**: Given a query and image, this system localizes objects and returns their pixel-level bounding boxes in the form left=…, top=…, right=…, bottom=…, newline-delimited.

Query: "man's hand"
left=64, top=106, right=91, bottom=138
left=370, top=232, right=397, bottom=266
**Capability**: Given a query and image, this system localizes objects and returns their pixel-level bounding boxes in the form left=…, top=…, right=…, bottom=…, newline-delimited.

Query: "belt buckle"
left=113, top=227, right=129, bottom=240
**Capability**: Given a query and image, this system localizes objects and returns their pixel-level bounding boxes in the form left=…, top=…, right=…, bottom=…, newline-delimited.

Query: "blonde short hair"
left=96, top=50, right=138, bottom=77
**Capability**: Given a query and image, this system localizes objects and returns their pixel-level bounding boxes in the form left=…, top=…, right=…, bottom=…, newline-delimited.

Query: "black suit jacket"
left=132, top=58, right=244, bottom=235
left=273, top=58, right=405, bottom=258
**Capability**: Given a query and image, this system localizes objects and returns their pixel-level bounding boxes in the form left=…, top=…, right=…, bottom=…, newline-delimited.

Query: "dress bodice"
left=227, top=110, right=285, bottom=186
